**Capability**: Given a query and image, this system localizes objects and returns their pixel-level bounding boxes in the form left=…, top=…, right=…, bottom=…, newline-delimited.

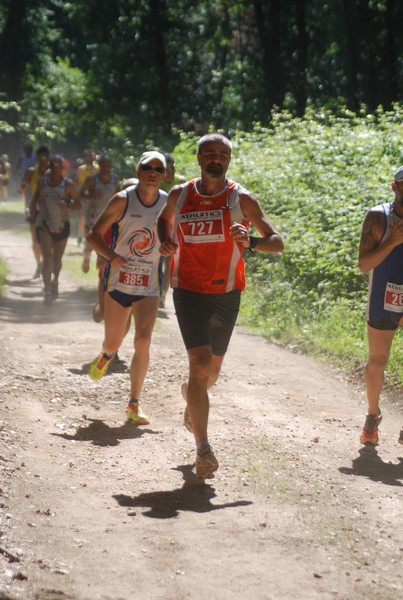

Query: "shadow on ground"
left=51, top=418, right=158, bottom=447
left=113, top=464, right=253, bottom=518
left=339, top=446, right=403, bottom=486
left=0, top=280, right=95, bottom=324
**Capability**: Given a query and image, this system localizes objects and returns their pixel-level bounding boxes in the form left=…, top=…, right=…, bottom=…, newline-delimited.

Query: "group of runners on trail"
left=14, top=133, right=403, bottom=479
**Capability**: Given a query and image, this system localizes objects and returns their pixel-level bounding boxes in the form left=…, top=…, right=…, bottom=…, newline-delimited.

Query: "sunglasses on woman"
left=140, top=164, right=165, bottom=173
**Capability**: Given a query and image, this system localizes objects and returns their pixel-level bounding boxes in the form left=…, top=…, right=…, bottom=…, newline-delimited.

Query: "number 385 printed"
left=119, top=272, right=150, bottom=287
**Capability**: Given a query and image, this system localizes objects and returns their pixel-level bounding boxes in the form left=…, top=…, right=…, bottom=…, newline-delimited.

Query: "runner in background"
left=17, top=143, right=36, bottom=183
left=158, top=153, right=186, bottom=308
left=0, top=154, right=12, bottom=201
left=27, top=154, right=81, bottom=304
left=79, top=155, right=120, bottom=322
left=75, top=149, right=99, bottom=246
left=20, top=146, right=50, bottom=279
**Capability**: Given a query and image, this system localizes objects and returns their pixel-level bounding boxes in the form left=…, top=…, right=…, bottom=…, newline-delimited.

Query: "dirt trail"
left=0, top=211, right=402, bottom=600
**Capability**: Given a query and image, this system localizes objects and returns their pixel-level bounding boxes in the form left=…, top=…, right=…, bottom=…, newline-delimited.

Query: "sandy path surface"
left=0, top=213, right=402, bottom=600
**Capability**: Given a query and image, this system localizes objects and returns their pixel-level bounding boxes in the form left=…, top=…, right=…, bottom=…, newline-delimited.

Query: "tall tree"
left=0, top=0, right=37, bottom=99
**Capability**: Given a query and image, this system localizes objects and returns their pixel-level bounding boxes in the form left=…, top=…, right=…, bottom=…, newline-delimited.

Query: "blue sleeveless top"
left=367, top=202, right=403, bottom=321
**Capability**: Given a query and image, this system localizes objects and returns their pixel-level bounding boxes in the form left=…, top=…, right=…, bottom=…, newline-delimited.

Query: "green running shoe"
left=89, top=352, right=114, bottom=381
left=125, top=400, right=150, bottom=425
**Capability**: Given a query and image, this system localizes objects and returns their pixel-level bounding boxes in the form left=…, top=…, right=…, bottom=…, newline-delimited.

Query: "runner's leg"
left=37, top=229, right=53, bottom=294
left=129, top=296, right=159, bottom=399
left=102, top=292, right=132, bottom=355
left=365, top=325, right=395, bottom=415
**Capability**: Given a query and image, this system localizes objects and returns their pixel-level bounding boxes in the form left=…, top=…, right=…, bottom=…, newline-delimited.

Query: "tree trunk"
left=252, top=0, right=284, bottom=114
left=294, top=0, right=308, bottom=116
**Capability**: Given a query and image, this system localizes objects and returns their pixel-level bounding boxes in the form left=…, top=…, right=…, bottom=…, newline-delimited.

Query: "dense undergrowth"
left=173, top=107, right=403, bottom=386
left=2, top=107, right=403, bottom=387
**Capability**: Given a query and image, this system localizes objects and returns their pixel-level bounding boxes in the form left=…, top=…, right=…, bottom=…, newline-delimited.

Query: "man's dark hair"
left=36, top=145, right=49, bottom=156
left=197, top=134, right=232, bottom=154
left=163, top=152, right=175, bottom=164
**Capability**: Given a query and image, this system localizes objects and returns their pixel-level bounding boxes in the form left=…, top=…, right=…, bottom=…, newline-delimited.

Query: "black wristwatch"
left=248, top=236, right=259, bottom=253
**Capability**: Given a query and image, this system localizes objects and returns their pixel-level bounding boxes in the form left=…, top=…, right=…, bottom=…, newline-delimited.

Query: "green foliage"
left=3, top=1, right=403, bottom=146
left=171, top=108, right=403, bottom=383
left=0, top=99, right=20, bottom=133
left=20, top=57, right=89, bottom=141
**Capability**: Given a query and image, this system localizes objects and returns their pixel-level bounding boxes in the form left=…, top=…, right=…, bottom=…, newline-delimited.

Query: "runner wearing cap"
left=86, top=151, right=168, bottom=425
left=358, top=165, right=403, bottom=446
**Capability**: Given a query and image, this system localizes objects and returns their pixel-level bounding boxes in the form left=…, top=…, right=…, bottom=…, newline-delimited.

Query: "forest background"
left=2, top=0, right=403, bottom=386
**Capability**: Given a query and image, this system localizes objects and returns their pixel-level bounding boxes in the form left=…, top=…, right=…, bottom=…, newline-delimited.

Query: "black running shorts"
left=108, top=289, right=146, bottom=308
left=367, top=318, right=400, bottom=331
left=173, top=287, right=241, bottom=356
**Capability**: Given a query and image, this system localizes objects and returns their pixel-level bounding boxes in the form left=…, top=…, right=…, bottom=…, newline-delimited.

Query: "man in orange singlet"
left=157, top=133, right=284, bottom=479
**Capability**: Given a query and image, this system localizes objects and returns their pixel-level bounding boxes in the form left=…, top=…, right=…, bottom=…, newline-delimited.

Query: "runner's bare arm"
left=19, top=168, right=32, bottom=194
left=86, top=191, right=128, bottom=268
left=157, top=187, right=181, bottom=256
left=27, top=178, right=44, bottom=214
left=358, top=210, right=403, bottom=273
left=79, top=174, right=96, bottom=200
left=65, top=180, right=81, bottom=210
left=235, top=192, right=284, bottom=253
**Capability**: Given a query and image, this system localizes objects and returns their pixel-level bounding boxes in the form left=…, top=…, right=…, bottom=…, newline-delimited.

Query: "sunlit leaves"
left=20, top=57, right=88, bottom=140
left=173, top=108, right=403, bottom=351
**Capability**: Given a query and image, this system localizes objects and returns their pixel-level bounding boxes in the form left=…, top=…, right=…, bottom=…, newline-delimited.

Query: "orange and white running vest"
left=170, top=179, right=249, bottom=294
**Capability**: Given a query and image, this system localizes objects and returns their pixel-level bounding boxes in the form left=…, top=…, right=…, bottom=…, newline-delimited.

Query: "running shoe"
left=33, top=263, right=42, bottom=279
left=398, top=426, right=403, bottom=445
left=196, top=445, right=218, bottom=479
left=125, top=400, right=150, bottom=425
left=43, top=291, right=52, bottom=305
left=360, top=411, right=382, bottom=445
left=50, top=280, right=58, bottom=300
left=181, top=382, right=193, bottom=433
left=82, top=257, right=90, bottom=273
left=89, top=352, right=115, bottom=381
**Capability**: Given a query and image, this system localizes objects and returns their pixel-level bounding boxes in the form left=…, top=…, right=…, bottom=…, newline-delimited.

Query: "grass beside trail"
left=172, top=109, right=403, bottom=389
left=3, top=107, right=403, bottom=390
left=0, top=259, right=7, bottom=297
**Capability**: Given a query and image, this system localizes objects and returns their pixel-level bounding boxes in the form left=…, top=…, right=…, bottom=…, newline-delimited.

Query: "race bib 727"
left=179, top=210, right=224, bottom=243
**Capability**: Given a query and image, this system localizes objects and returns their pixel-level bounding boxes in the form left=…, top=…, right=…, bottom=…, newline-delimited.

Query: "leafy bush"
left=172, top=107, right=403, bottom=383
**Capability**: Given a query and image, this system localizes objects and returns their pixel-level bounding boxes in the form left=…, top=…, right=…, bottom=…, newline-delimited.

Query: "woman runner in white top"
left=27, top=154, right=80, bottom=303
left=86, top=151, right=168, bottom=425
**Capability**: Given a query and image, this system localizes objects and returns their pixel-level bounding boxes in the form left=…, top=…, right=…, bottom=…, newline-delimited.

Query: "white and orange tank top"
left=105, top=185, right=168, bottom=297
left=170, top=179, right=249, bottom=294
